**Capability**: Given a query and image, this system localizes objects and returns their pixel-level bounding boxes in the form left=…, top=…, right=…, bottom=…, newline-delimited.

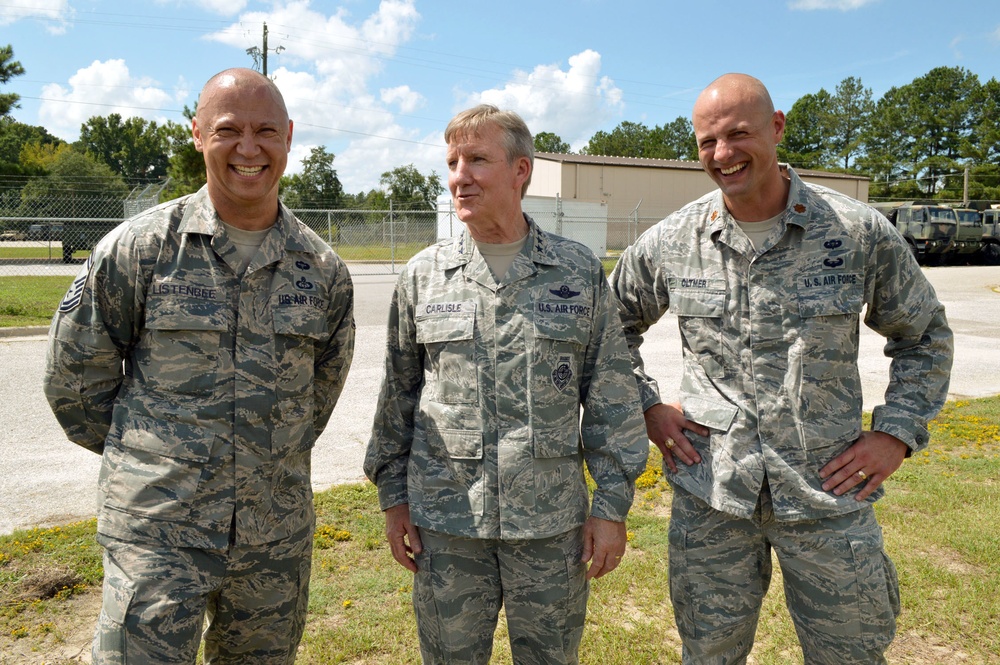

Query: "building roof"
left=534, top=152, right=869, bottom=182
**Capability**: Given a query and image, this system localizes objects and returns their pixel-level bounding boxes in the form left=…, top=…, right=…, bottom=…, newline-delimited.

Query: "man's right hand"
left=384, top=503, right=422, bottom=573
left=644, top=402, right=707, bottom=473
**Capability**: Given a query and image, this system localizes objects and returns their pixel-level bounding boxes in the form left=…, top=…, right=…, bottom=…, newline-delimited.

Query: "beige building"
left=526, top=153, right=871, bottom=251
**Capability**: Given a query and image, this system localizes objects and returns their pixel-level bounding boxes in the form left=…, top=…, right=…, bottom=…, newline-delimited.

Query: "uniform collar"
left=178, top=186, right=313, bottom=270
left=706, top=166, right=812, bottom=250
left=441, top=213, right=560, bottom=271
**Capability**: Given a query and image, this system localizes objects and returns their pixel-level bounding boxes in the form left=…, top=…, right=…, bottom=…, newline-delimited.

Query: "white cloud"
left=0, top=0, right=73, bottom=34
left=201, top=0, right=428, bottom=192
left=993, top=25, right=1000, bottom=41
left=206, top=0, right=419, bottom=97
left=38, top=60, right=177, bottom=140
left=380, top=85, right=424, bottom=114
left=459, top=49, right=625, bottom=151
left=788, top=0, right=878, bottom=9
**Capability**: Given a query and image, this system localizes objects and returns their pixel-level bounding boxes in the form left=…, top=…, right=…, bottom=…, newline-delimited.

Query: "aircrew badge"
left=552, top=354, right=573, bottom=391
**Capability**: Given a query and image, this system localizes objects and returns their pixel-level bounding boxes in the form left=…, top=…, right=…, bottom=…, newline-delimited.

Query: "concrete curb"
left=0, top=326, right=48, bottom=338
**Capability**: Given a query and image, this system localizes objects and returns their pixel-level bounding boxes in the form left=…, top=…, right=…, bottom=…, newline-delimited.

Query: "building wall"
left=527, top=159, right=870, bottom=222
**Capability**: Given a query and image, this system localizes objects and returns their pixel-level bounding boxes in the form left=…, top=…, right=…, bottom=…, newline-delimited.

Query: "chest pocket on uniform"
left=272, top=303, right=327, bottom=398
left=141, top=289, right=228, bottom=396
left=794, top=272, right=864, bottom=384
left=531, top=296, right=592, bottom=428
left=668, top=277, right=726, bottom=378
left=416, top=306, right=477, bottom=405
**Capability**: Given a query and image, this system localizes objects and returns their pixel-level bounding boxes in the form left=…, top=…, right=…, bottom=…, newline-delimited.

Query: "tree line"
left=4, top=40, right=1000, bottom=216
left=536, top=68, right=1000, bottom=202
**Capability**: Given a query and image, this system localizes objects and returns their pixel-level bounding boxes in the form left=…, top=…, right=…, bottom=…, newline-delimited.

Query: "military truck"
left=980, top=207, right=1000, bottom=265
left=59, top=219, right=122, bottom=263
left=951, top=208, right=984, bottom=263
left=871, top=202, right=957, bottom=265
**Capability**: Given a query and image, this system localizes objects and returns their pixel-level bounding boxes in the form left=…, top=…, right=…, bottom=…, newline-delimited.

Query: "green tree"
left=0, top=44, right=25, bottom=117
left=0, top=117, right=63, bottom=173
left=858, top=85, right=920, bottom=198
left=379, top=164, right=444, bottom=210
left=648, top=116, right=697, bottom=160
left=583, top=121, right=651, bottom=157
left=162, top=104, right=204, bottom=200
left=534, top=131, right=571, bottom=153
left=907, top=66, right=980, bottom=195
left=19, top=150, right=129, bottom=217
left=77, top=113, right=172, bottom=181
left=280, top=146, right=343, bottom=208
left=827, top=77, right=874, bottom=170
left=778, top=89, right=831, bottom=169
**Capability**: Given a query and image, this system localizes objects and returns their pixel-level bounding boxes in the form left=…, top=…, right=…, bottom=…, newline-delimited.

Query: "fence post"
left=390, top=199, right=396, bottom=273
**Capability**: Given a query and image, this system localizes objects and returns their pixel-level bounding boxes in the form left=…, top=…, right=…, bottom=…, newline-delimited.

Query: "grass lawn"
left=2, top=398, right=998, bottom=663
left=0, top=276, right=75, bottom=327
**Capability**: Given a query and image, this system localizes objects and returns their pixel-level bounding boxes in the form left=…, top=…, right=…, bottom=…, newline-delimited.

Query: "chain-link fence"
left=0, top=192, right=664, bottom=280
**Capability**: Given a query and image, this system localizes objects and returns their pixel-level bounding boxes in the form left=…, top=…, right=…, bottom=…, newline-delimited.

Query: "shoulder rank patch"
left=58, top=255, right=93, bottom=313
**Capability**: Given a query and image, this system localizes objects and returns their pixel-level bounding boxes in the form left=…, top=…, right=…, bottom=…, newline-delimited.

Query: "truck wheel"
left=62, top=244, right=74, bottom=263
left=982, top=244, right=1000, bottom=266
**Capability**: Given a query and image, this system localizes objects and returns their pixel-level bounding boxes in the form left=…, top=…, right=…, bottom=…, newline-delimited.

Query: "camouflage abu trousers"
left=413, top=526, right=588, bottom=665
left=668, top=484, right=900, bottom=665
left=92, top=528, right=313, bottom=665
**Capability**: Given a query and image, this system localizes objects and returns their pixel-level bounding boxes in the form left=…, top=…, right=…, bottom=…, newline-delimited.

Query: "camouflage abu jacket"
left=610, top=168, right=953, bottom=521
left=44, top=187, right=355, bottom=549
left=364, top=216, right=648, bottom=540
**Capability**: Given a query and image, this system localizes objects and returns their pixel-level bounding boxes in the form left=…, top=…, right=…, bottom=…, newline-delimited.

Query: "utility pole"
left=246, top=22, right=285, bottom=76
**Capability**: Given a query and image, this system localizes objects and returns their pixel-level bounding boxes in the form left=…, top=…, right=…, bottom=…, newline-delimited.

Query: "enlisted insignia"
left=549, top=285, right=581, bottom=299
left=794, top=204, right=807, bottom=213
left=823, top=257, right=844, bottom=268
left=824, top=239, right=843, bottom=249
left=552, top=355, right=573, bottom=391
left=295, top=260, right=310, bottom=270
left=58, top=255, right=93, bottom=313
left=295, top=276, right=315, bottom=290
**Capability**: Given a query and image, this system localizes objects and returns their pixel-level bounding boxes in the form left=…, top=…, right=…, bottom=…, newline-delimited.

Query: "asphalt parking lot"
left=2, top=265, right=999, bottom=535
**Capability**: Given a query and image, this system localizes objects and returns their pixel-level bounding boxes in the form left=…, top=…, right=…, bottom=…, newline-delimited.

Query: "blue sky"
left=3, top=0, right=1000, bottom=194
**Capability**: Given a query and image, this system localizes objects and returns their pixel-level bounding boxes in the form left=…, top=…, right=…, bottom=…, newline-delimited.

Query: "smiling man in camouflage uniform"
left=44, top=68, right=355, bottom=664
left=364, top=104, right=648, bottom=664
left=610, top=74, right=953, bottom=664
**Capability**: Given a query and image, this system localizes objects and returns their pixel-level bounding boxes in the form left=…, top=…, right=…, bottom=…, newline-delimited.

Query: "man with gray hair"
left=610, top=73, right=953, bottom=663
left=44, top=68, right=355, bottom=664
left=365, top=104, right=648, bottom=664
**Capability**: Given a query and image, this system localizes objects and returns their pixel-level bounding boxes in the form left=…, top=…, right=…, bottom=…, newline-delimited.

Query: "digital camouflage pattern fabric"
left=610, top=168, right=953, bottom=521
left=668, top=484, right=900, bottom=664
left=413, top=527, right=588, bottom=664
left=93, top=530, right=312, bottom=664
left=365, top=216, right=648, bottom=540
left=44, top=185, right=356, bottom=550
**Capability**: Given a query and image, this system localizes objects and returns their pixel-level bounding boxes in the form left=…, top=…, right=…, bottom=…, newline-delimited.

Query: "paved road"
left=2, top=266, right=999, bottom=535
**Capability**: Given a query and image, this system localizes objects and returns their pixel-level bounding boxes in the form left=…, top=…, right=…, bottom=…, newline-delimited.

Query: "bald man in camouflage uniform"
left=44, top=68, right=355, bottom=664
left=610, top=74, right=953, bottom=664
left=365, top=105, right=648, bottom=664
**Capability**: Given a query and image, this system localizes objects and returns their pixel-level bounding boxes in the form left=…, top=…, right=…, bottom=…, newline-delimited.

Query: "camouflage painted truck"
left=60, top=218, right=122, bottom=263
left=951, top=207, right=985, bottom=264
left=980, top=206, right=1000, bottom=265
left=870, top=202, right=957, bottom=265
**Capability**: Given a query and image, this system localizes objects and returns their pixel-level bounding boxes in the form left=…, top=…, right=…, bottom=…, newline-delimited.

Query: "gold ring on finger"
left=857, top=470, right=867, bottom=481
left=665, top=439, right=675, bottom=449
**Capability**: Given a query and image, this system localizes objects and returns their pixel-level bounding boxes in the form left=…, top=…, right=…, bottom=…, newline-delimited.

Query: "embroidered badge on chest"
left=552, top=354, right=573, bottom=392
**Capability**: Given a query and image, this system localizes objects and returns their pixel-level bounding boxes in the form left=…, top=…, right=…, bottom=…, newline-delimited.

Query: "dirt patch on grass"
left=887, top=631, right=978, bottom=664
left=0, top=587, right=99, bottom=664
